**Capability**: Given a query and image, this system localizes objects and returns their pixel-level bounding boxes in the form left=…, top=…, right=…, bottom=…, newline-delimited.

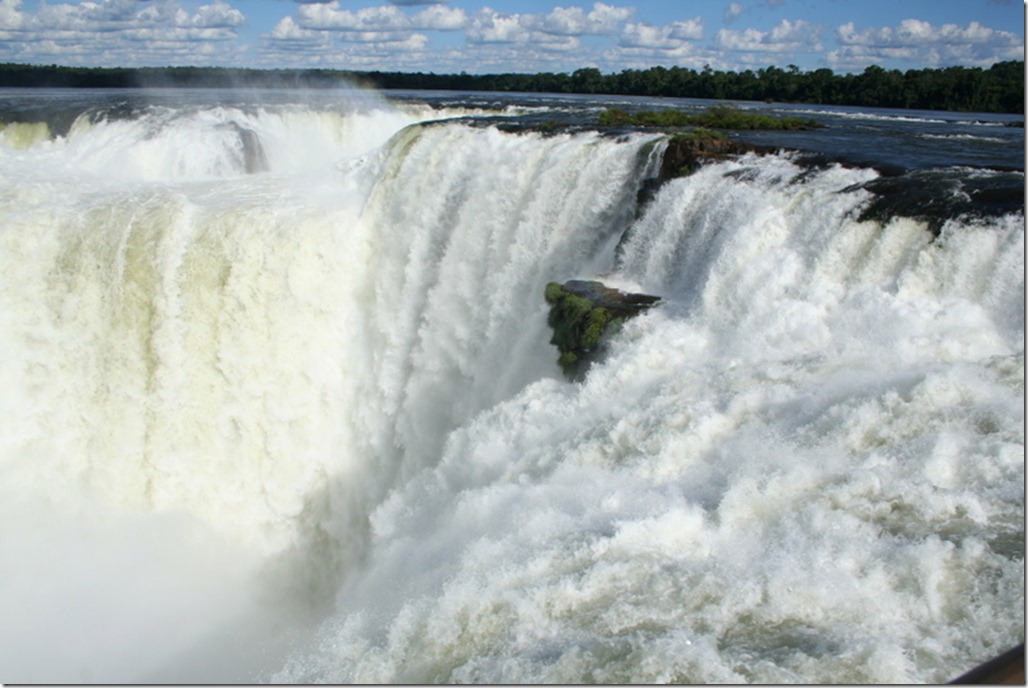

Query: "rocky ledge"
left=659, top=134, right=770, bottom=180
left=544, top=280, right=661, bottom=380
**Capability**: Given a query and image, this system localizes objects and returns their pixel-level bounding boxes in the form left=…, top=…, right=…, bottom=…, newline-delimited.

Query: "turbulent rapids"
left=0, top=89, right=1022, bottom=684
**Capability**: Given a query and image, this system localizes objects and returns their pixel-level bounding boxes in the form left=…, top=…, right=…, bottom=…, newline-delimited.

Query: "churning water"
left=0, top=87, right=1022, bottom=683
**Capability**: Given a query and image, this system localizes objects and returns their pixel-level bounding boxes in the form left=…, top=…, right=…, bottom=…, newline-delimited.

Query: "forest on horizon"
left=0, top=60, right=1022, bottom=114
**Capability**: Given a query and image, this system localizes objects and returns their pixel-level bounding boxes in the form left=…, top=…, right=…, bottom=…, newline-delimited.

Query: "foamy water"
left=0, top=89, right=1022, bottom=683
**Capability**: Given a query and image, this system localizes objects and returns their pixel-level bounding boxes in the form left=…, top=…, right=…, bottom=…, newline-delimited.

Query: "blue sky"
left=0, top=0, right=1022, bottom=74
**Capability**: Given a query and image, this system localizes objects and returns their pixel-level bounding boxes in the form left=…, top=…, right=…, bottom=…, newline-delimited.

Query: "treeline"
left=366, top=62, right=1025, bottom=114
left=0, top=63, right=345, bottom=89
left=0, top=61, right=1022, bottom=114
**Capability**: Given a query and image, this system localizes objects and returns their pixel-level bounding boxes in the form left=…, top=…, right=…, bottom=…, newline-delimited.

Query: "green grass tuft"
left=599, top=103, right=818, bottom=131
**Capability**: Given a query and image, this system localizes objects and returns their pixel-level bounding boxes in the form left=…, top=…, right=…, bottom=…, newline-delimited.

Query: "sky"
left=0, top=0, right=1023, bottom=74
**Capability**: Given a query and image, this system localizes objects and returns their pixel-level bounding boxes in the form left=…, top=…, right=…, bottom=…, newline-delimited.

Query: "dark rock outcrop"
left=222, top=122, right=268, bottom=174
left=544, top=280, right=661, bottom=380
left=635, top=134, right=778, bottom=219
left=848, top=168, right=1025, bottom=236
left=660, top=135, right=769, bottom=180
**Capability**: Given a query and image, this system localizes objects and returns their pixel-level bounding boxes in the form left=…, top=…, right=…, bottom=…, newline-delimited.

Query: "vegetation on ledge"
left=670, top=127, right=727, bottom=141
left=599, top=103, right=819, bottom=131
left=544, top=280, right=660, bottom=381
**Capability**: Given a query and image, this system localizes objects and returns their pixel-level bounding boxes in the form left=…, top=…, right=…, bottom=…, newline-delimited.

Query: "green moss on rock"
left=581, top=307, right=612, bottom=349
left=557, top=351, right=580, bottom=369
left=544, top=280, right=660, bottom=380
left=544, top=281, right=565, bottom=304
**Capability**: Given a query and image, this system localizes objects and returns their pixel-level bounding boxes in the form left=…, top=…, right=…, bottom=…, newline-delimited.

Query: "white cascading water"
left=274, top=149, right=1023, bottom=684
left=0, top=93, right=1021, bottom=684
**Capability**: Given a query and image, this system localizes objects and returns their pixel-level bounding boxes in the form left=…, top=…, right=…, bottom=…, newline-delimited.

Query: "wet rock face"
left=660, top=135, right=766, bottom=180
left=544, top=280, right=660, bottom=380
left=848, top=169, right=1025, bottom=236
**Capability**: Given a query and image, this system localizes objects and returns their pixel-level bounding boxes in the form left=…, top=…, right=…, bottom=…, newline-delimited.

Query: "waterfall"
left=0, top=95, right=1021, bottom=684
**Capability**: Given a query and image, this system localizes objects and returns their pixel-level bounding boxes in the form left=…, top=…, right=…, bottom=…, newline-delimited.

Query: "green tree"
left=570, top=67, right=603, bottom=94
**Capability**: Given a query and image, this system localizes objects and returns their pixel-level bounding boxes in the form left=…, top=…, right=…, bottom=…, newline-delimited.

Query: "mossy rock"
left=544, top=280, right=660, bottom=380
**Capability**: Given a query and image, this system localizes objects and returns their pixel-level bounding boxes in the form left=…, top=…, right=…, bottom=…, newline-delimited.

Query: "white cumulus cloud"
left=190, top=1, right=245, bottom=29
left=620, top=18, right=703, bottom=49
left=0, top=0, right=249, bottom=64
left=837, top=18, right=1017, bottom=48
left=467, top=3, right=634, bottom=45
left=723, top=2, right=743, bottom=24
left=413, top=5, right=467, bottom=30
left=269, top=15, right=320, bottom=41
left=467, top=8, right=531, bottom=43
left=0, top=0, right=25, bottom=30
left=831, top=18, right=1023, bottom=68
left=271, top=0, right=463, bottom=58
left=295, top=3, right=407, bottom=31
left=531, top=2, right=633, bottom=36
left=292, top=2, right=465, bottom=33
left=716, top=18, right=821, bottom=52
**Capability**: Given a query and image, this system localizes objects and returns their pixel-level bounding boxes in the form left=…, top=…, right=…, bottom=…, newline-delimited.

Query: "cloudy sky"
left=0, top=0, right=1023, bottom=74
